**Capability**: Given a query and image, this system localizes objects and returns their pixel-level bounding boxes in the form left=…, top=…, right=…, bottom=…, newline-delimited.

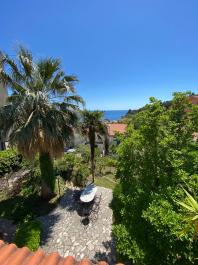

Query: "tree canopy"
left=112, top=92, right=198, bottom=264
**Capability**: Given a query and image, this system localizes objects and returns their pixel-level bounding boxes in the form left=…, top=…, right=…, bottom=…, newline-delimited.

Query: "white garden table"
left=80, top=184, right=98, bottom=203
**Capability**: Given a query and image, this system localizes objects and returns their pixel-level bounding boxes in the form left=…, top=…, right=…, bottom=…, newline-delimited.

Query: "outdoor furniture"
left=78, top=184, right=102, bottom=224
left=73, top=189, right=82, bottom=202
left=80, top=184, right=98, bottom=203
left=80, top=193, right=102, bottom=228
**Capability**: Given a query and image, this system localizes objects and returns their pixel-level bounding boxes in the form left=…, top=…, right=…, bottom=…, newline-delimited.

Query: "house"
left=106, top=123, right=127, bottom=143
left=0, top=240, right=123, bottom=265
left=189, top=95, right=198, bottom=105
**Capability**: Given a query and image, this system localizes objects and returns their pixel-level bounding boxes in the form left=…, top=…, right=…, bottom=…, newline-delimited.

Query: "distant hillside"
left=123, top=100, right=172, bottom=119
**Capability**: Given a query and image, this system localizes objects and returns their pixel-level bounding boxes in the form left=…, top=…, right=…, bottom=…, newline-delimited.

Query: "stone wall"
left=0, top=169, right=31, bottom=196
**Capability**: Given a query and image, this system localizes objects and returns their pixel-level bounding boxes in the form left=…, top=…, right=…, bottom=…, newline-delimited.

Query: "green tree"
left=0, top=47, right=84, bottom=199
left=112, top=92, right=198, bottom=264
left=81, top=110, right=108, bottom=182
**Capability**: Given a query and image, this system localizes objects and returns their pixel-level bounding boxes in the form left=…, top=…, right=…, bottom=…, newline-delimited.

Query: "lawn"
left=95, top=173, right=117, bottom=189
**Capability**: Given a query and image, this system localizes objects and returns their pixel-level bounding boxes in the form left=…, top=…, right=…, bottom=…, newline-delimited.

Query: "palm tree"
left=0, top=47, right=84, bottom=199
left=81, top=110, right=108, bottom=182
left=0, top=53, right=8, bottom=150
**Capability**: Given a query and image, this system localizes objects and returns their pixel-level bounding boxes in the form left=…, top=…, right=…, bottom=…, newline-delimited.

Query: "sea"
left=103, top=110, right=128, bottom=121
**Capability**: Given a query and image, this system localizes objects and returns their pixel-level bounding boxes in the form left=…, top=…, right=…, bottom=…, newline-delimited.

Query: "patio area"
left=38, top=186, right=115, bottom=264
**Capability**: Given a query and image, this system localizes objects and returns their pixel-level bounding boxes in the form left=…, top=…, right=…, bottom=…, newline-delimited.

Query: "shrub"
left=54, top=153, right=90, bottom=187
left=95, top=156, right=117, bottom=176
left=76, top=144, right=91, bottom=163
left=14, top=220, right=43, bottom=251
left=72, top=162, right=90, bottom=187
left=0, top=149, right=23, bottom=176
left=54, top=153, right=75, bottom=180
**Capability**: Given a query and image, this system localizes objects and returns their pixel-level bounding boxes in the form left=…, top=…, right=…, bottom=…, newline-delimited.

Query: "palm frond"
left=1, top=46, right=84, bottom=160
left=18, top=46, right=33, bottom=78
left=65, top=95, right=85, bottom=106
left=37, top=58, right=60, bottom=84
left=176, top=188, right=198, bottom=238
left=176, top=201, right=196, bottom=213
left=183, top=189, right=198, bottom=212
left=4, top=56, right=24, bottom=82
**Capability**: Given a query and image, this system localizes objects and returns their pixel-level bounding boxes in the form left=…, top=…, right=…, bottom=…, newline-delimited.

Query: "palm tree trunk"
left=91, top=156, right=95, bottom=183
left=89, top=130, right=95, bottom=183
left=39, top=152, right=55, bottom=200
left=104, top=134, right=109, bottom=155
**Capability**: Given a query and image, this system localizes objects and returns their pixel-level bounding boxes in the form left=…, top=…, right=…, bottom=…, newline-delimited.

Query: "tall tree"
left=112, top=92, right=198, bottom=265
left=81, top=110, right=108, bottom=182
left=0, top=47, right=84, bottom=199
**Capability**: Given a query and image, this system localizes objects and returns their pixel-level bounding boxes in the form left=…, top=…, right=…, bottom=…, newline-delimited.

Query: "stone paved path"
left=39, top=187, right=115, bottom=264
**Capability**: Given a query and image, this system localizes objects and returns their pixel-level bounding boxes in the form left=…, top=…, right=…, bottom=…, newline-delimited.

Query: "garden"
left=0, top=145, right=117, bottom=251
left=0, top=46, right=198, bottom=264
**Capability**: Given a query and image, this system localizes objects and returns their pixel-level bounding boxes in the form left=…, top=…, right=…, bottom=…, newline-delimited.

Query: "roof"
left=189, top=95, right=198, bottom=105
left=107, top=123, right=127, bottom=137
left=0, top=240, right=123, bottom=265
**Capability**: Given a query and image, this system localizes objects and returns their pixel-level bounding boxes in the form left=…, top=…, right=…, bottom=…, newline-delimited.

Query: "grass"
left=95, top=173, right=118, bottom=189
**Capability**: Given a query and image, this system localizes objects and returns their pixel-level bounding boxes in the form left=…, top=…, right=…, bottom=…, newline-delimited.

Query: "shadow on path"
left=94, top=237, right=116, bottom=265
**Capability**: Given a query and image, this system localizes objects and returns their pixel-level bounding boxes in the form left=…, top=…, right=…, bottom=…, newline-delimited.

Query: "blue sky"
left=1, top=0, right=198, bottom=110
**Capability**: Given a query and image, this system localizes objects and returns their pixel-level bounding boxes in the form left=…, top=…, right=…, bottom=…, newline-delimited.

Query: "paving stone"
left=38, top=187, right=115, bottom=264
left=0, top=218, right=16, bottom=243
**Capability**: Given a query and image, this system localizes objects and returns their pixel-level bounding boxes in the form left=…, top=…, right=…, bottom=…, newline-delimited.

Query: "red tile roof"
left=0, top=240, right=123, bottom=265
left=107, top=123, right=127, bottom=137
left=189, top=95, right=198, bottom=105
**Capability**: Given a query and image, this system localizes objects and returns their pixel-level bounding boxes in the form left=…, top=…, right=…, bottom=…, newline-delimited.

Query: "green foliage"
left=72, top=162, right=89, bottom=187
left=95, top=174, right=117, bottom=190
left=76, top=145, right=91, bottom=163
left=20, top=155, right=41, bottom=197
left=55, top=152, right=89, bottom=187
left=55, top=176, right=66, bottom=197
left=54, top=153, right=76, bottom=180
left=103, top=156, right=117, bottom=168
left=14, top=220, right=43, bottom=251
left=112, top=92, right=198, bottom=264
left=0, top=149, right=24, bottom=176
left=95, top=156, right=116, bottom=176
left=0, top=149, right=40, bottom=198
